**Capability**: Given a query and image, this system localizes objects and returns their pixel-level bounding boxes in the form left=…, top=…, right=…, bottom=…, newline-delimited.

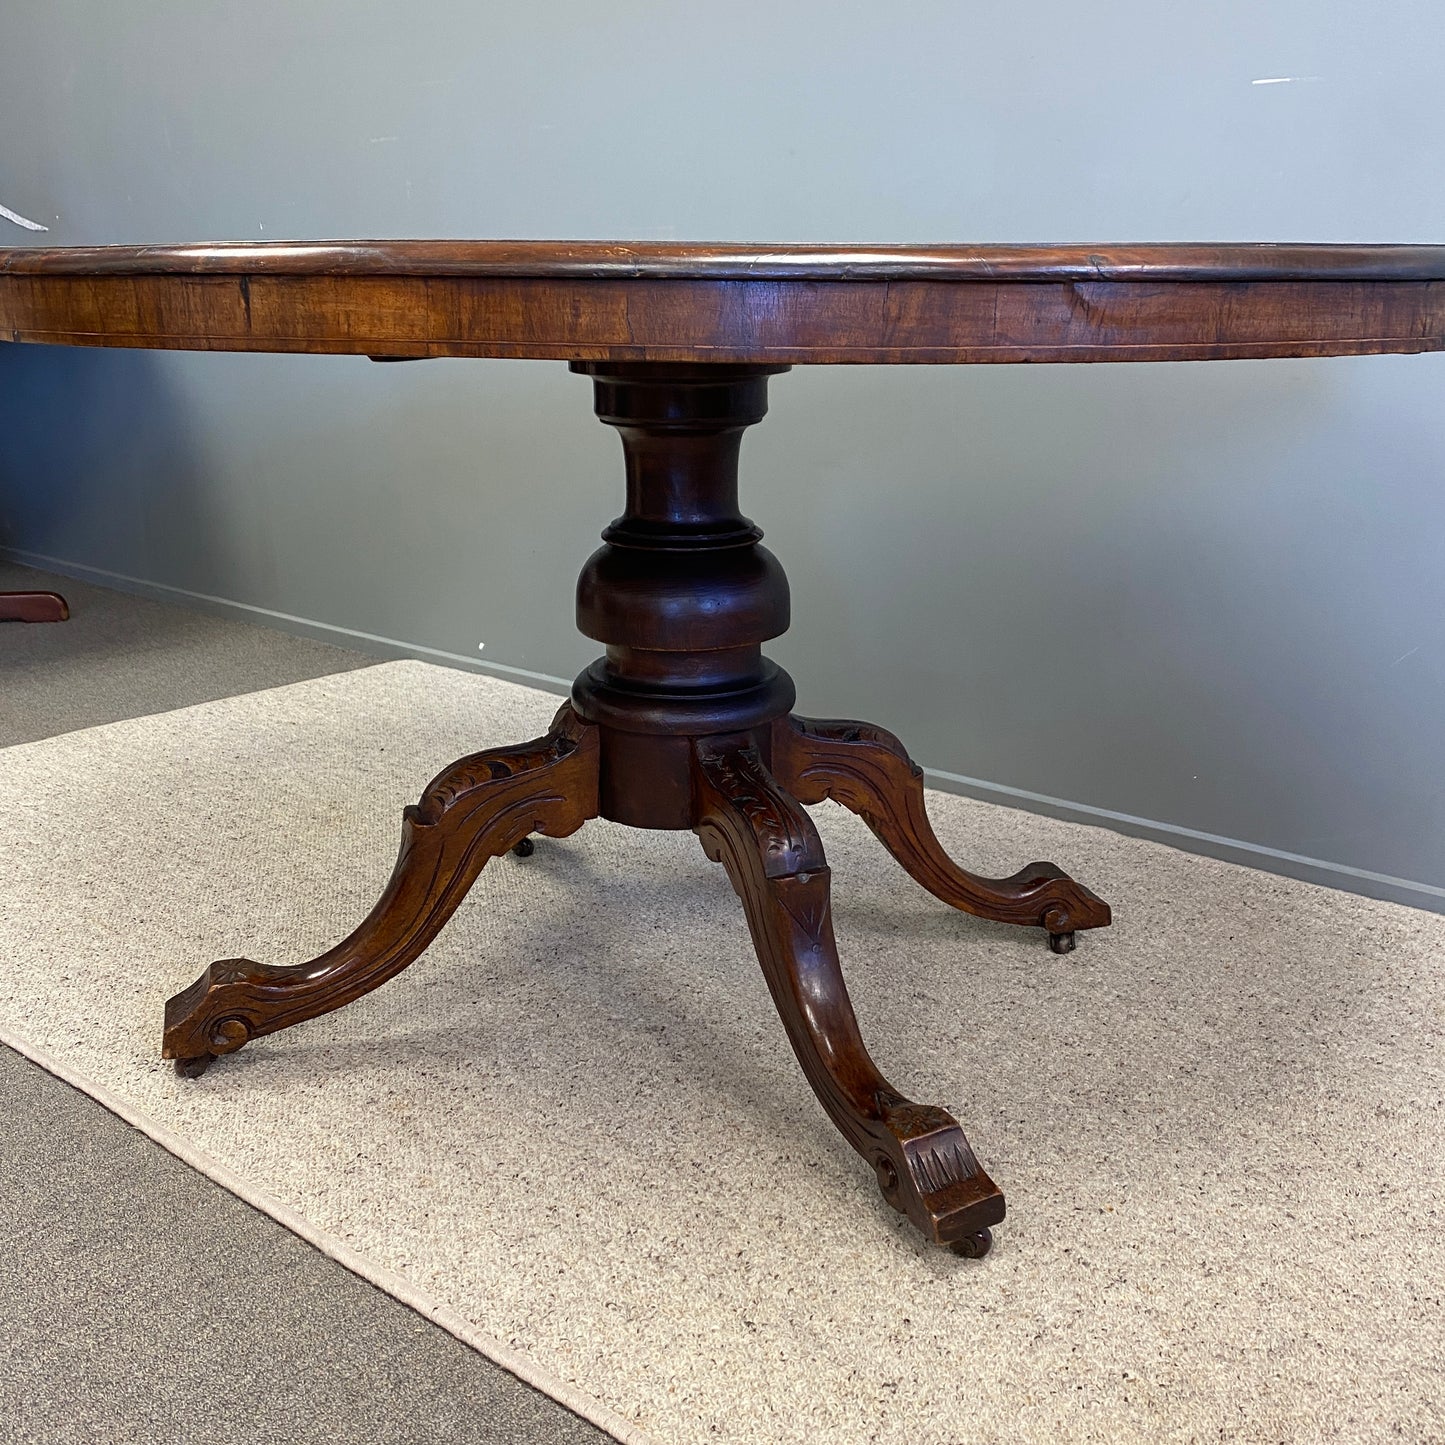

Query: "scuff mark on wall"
left=0, top=202, right=48, bottom=231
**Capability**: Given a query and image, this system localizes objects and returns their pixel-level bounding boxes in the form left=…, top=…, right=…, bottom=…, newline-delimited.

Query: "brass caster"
left=511, top=837, right=536, bottom=858
left=948, top=1228, right=993, bottom=1259
left=173, top=1054, right=214, bottom=1079
left=1048, top=930, right=1076, bottom=954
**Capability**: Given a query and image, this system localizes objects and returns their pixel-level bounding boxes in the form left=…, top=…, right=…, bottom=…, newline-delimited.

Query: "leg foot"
left=510, top=837, right=536, bottom=858
left=162, top=705, right=599, bottom=1070
left=773, top=716, right=1111, bottom=944
left=694, top=739, right=1005, bottom=1251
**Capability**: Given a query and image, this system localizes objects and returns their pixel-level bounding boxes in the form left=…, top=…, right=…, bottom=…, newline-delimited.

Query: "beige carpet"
left=1, top=661, right=1441, bottom=1444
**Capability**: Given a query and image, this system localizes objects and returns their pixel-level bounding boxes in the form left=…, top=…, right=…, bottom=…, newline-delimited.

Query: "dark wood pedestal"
left=160, top=363, right=1111, bottom=1255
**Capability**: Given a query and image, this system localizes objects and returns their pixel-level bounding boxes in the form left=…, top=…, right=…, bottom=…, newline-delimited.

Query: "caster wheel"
left=173, top=1054, right=214, bottom=1079
left=511, top=838, right=535, bottom=858
left=1048, top=930, right=1076, bottom=955
left=948, top=1228, right=993, bottom=1259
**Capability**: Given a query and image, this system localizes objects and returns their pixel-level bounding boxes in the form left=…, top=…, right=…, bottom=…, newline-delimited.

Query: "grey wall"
left=3, top=0, right=1445, bottom=907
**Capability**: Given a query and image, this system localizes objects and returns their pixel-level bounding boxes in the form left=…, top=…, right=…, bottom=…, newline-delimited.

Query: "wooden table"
left=4, top=241, right=1443, bottom=1257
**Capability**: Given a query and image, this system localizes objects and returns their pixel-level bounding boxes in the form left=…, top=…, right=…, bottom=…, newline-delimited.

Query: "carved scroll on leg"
left=163, top=705, right=600, bottom=1073
left=694, top=739, right=1004, bottom=1254
left=773, top=715, right=1111, bottom=949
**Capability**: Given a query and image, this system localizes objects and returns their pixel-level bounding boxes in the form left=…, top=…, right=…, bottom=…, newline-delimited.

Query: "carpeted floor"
left=0, top=561, right=608, bottom=1445
left=0, top=560, right=374, bottom=745
left=2, top=652, right=1441, bottom=1443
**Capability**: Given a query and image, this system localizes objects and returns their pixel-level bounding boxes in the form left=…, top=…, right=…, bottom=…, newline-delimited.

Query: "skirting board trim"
left=0, top=546, right=570, bottom=691
left=6, top=544, right=1441, bottom=915
left=0, top=1022, right=652, bottom=1445
left=920, top=766, right=1445, bottom=910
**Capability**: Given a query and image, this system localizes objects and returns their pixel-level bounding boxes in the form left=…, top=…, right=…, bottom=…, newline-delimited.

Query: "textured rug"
left=1, top=661, right=1441, bottom=1444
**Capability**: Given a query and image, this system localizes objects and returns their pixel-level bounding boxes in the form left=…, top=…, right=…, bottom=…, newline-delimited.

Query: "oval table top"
left=2, top=240, right=1444, bottom=365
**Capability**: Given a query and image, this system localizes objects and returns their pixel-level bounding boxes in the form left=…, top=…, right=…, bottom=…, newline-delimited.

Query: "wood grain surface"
left=3, top=240, right=1443, bottom=364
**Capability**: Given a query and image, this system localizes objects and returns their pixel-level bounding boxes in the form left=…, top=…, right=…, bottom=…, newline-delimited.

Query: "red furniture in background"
left=0, top=590, right=68, bottom=623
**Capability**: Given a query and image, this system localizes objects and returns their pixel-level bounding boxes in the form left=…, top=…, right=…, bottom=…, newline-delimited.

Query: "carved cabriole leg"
left=162, top=704, right=600, bottom=1075
left=694, top=738, right=1004, bottom=1256
left=772, top=715, right=1111, bottom=953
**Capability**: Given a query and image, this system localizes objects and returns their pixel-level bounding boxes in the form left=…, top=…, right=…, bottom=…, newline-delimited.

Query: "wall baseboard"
left=917, top=765, right=1445, bottom=914
left=7, top=545, right=1443, bottom=916
left=2, top=546, right=572, bottom=692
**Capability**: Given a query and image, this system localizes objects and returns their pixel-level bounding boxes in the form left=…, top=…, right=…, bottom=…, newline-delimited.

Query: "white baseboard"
left=7, top=544, right=1442, bottom=915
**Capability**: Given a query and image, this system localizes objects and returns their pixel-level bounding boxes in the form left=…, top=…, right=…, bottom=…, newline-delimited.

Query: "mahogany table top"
left=2, top=240, right=1444, bottom=365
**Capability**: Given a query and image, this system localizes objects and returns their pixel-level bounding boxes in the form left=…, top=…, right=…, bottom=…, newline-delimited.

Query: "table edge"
left=4, top=240, right=1445, bottom=283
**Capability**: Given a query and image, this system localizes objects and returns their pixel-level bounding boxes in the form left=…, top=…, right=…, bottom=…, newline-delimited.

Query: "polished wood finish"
left=694, top=737, right=1003, bottom=1256
left=570, top=363, right=795, bottom=826
left=10, top=239, right=1443, bottom=1255
left=773, top=715, right=1111, bottom=953
left=9, top=239, right=1445, bottom=278
left=0, top=590, right=69, bottom=623
left=164, top=705, right=599, bottom=1074
left=157, top=361, right=1105, bottom=1252
left=3, top=240, right=1444, bottom=364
